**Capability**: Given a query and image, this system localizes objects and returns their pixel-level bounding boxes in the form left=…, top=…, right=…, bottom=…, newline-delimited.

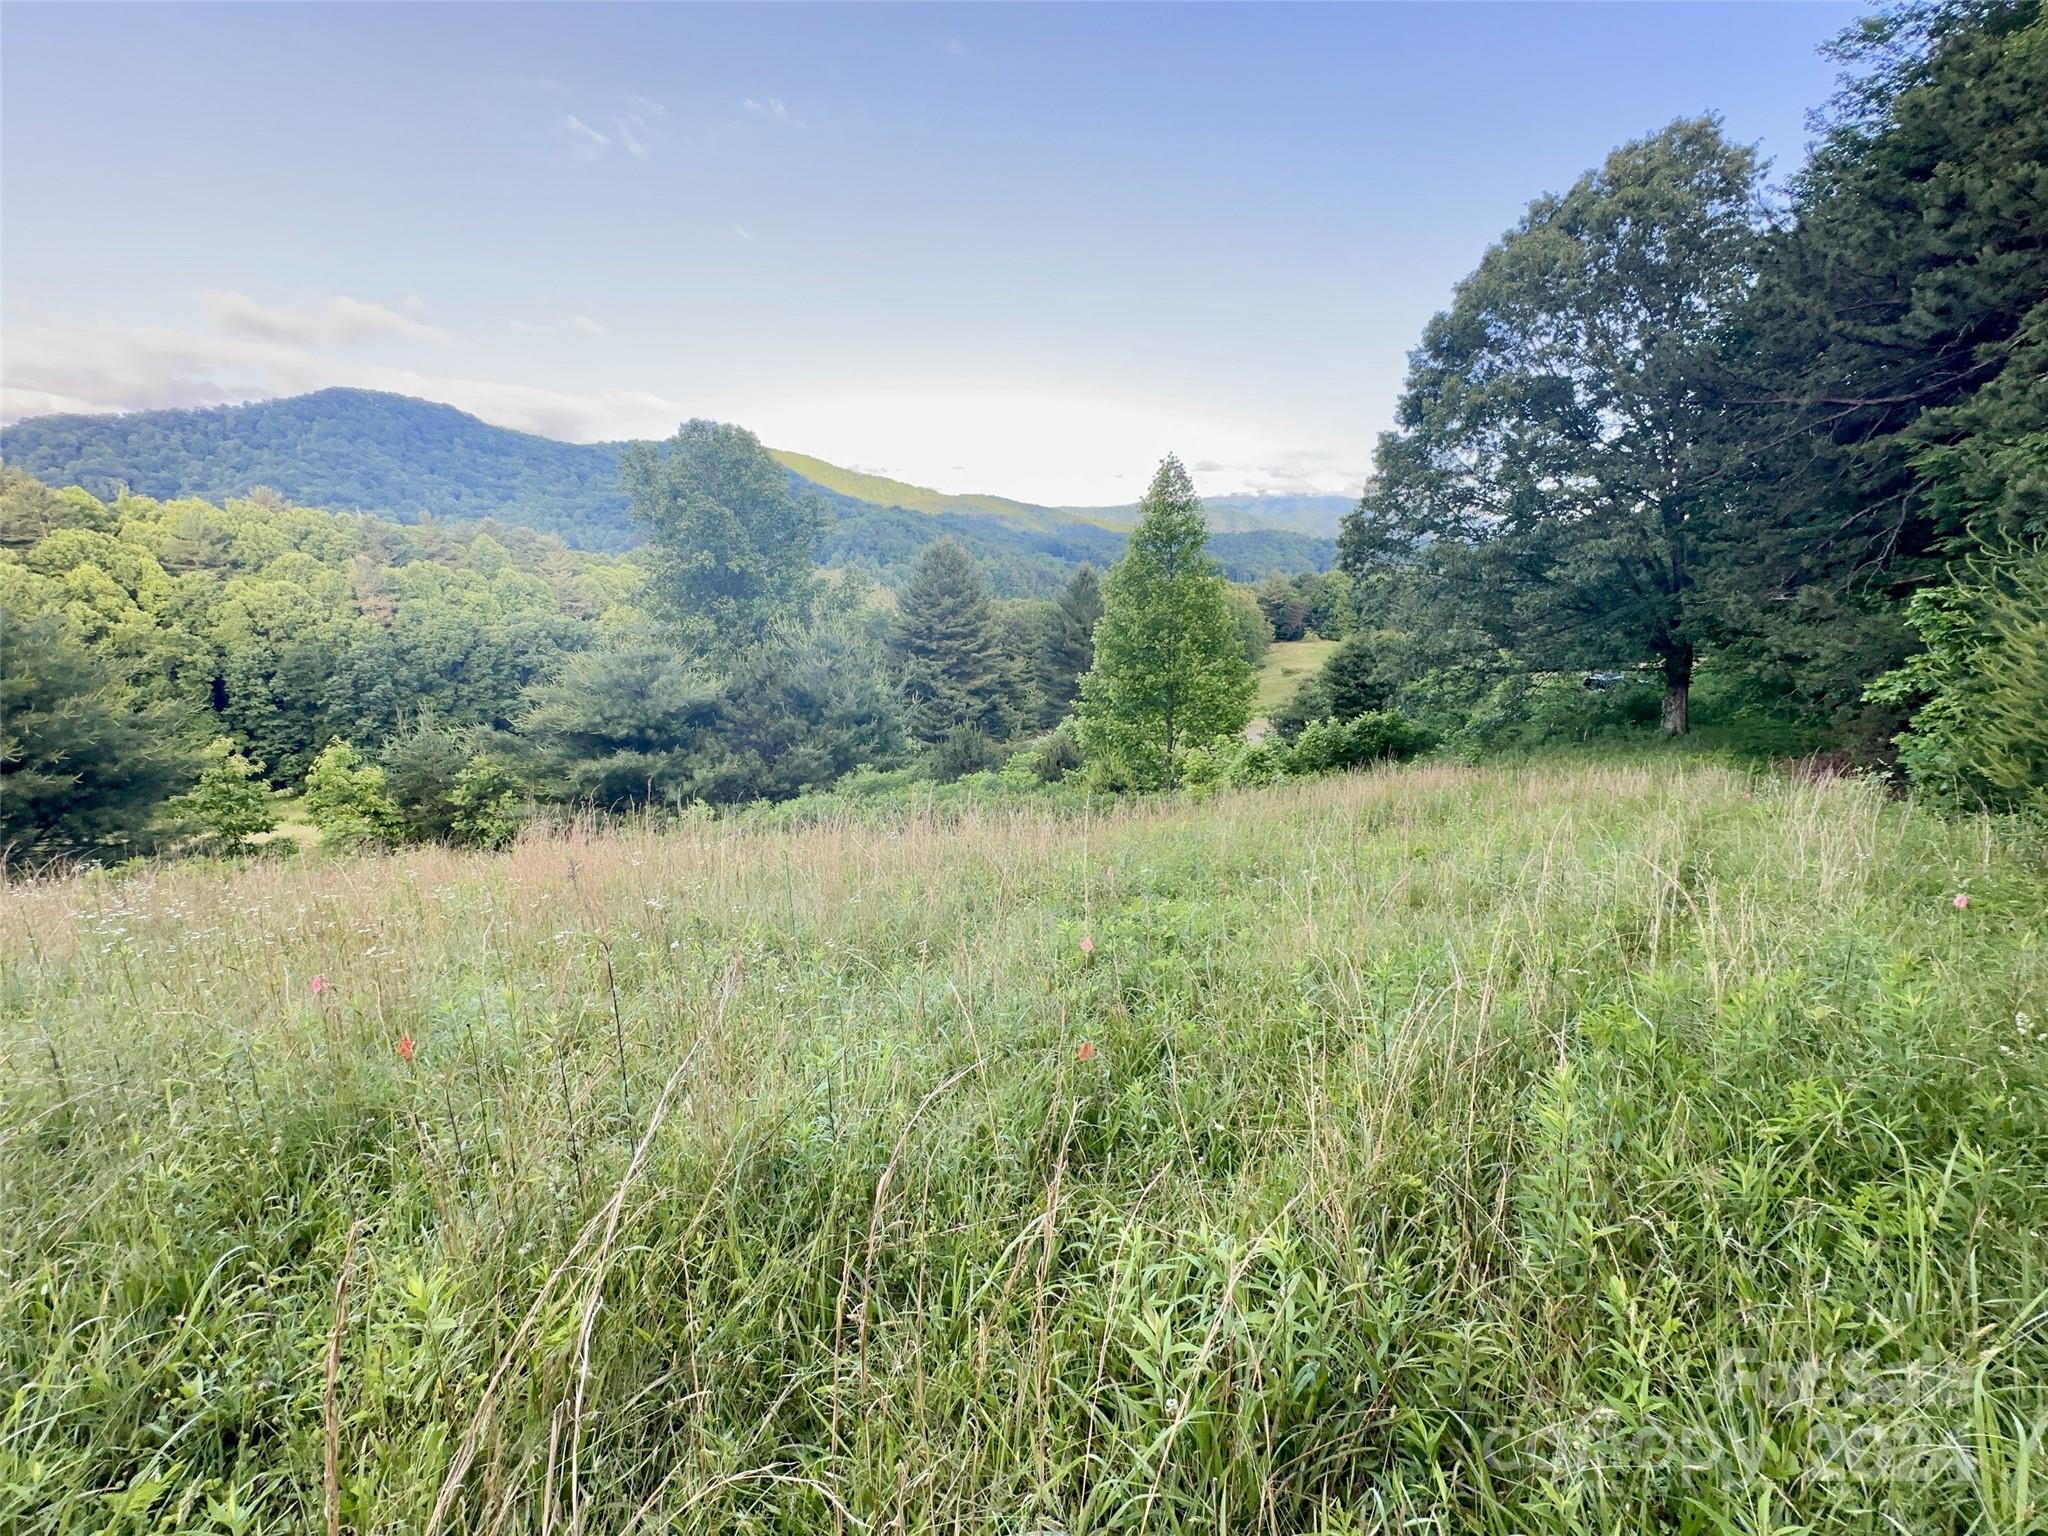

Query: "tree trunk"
left=1661, top=649, right=1693, bottom=737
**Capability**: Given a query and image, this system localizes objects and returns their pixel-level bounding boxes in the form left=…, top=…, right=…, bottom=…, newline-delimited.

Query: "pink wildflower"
left=310, top=975, right=328, bottom=996
left=1076, top=1041, right=1097, bottom=1062
left=1953, top=893, right=1971, bottom=910
left=1080, top=935, right=1095, bottom=955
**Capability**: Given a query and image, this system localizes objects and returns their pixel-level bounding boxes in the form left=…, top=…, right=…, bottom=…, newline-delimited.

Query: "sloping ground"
left=4, top=760, right=2042, bottom=1532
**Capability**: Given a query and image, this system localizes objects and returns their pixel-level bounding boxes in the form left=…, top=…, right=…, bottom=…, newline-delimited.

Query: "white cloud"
left=626, top=93, right=666, bottom=116
left=555, top=114, right=610, bottom=159
left=570, top=313, right=607, bottom=335
left=944, top=38, right=970, bottom=57
left=615, top=116, right=651, bottom=159
left=0, top=318, right=691, bottom=443
left=742, top=96, right=790, bottom=121
left=733, top=224, right=755, bottom=242
left=203, top=291, right=446, bottom=346
left=508, top=312, right=608, bottom=337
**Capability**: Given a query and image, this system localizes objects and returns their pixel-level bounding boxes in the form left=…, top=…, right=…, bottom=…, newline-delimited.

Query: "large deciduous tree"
left=1077, top=456, right=1255, bottom=787
left=621, top=420, right=821, bottom=660
left=1370, top=117, right=1766, bottom=734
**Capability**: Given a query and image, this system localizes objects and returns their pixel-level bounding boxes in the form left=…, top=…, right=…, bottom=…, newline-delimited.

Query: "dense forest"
left=3, top=0, right=2044, bottom=867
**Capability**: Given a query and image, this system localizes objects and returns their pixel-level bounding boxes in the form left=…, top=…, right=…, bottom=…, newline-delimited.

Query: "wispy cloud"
left=510, top=312, right=609, bottom=337
left=943, top=38, right=970, bottom=57
left=742, top=96, right=790, bottom=121
left=625, top=93, right=666, bottom=116
left=555, top=114, right=610, bottom=160
left=615, top=115, right=652, bottom=159
left=204, top=291, right=446, bottom=346
left=733, top=224, right=756, bottom=242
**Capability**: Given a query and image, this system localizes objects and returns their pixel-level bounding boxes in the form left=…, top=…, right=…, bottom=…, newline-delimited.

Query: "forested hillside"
left=0, top=390, right=1338, bottom=591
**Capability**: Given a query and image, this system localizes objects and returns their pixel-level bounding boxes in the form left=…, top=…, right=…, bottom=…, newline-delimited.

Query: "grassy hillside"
left=3, top=760, right=2042, bottom=1533
left=1253, top=635, right=1343, bottom=715
left=769, top=448, right=1118, bottom=532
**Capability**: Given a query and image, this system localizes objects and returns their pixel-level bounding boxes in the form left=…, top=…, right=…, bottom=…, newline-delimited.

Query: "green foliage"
left=1077, top=456, right=1257, bottom=788
left=890, top=538, right=1021, bottom=744
left=1223, top=582, right=1272, bottom=667
left=169, top=737, right=277, bottom=856
left=622, top=420, right=822, bottom=660
left=0, top=601, right=194, bottom=867
left=378, top=716, right=484, bottom=843
left=520, top=624, right=906, bottom=809
left=301, top=741, right=402, bottom=849
left=1869, top=547, right=2048, bottom=813
left=1370, top=117, right=1765, bottom=736
left=0, top=389, right=640, bottom=545
left=447, top=755, right=527, bottom=849
left=1287, top=710, right=1437, bottom=775
left=1033, top=564, right=1102, bottom=725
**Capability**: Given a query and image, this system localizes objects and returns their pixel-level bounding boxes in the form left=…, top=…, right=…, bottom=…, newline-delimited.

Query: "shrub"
left=1289, top=710, right=1436, bottom=775
left=302, top=741, right=403, bottom=849
left=1869, top=546, right=2048, bottom=813
left=169, top=737, right=277, bottom=856
left=447, top=756, right=526, bottom=848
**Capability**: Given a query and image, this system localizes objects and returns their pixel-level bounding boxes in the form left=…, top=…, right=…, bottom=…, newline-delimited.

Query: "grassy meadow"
left=3, top=760, right=2045, bottom=1534
left=1254, top=638, right=1343, bottom=717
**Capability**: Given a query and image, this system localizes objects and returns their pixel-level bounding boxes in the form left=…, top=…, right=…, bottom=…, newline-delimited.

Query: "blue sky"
left=2, top=2, right=1855, bottom=503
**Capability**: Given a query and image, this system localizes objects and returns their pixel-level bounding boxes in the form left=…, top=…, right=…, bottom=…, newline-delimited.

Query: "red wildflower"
left=310, top=975, right=328, bottom=996
left=1076, top=1041, right=1096, bottom=1062
left=397, top=1033, right=414, bottom=1064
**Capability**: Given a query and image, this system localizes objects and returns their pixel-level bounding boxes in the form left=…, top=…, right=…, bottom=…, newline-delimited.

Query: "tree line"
left=1326, top=0, right=2044, bottom=811
left=0, top=433, right=1294, bottom=863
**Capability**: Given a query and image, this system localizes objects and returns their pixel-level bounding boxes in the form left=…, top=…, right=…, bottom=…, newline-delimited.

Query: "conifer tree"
left=1077, top=456, right=1255, bottom=787
left=891, top=538, right=1019, bottom=744
left=1035, top=564, right=1103, bottom=726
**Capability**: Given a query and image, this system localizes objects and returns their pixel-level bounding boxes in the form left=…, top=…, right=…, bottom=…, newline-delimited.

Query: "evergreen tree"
left=1035, top=564, right=1103, bottom=725
left=1077, top=456, right=1256, bottom=788
left=0, top=606, right=194, bottom=866
left=890, top=538, right=1019, bottom=744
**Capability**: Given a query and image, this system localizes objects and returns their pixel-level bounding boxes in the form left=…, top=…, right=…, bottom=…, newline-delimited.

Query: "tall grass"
left=2, top=760, right=2043, bottom=1533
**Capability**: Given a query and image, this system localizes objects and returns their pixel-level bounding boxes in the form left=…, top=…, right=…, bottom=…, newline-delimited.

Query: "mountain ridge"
left=0, top=388, right=1339, bottom=591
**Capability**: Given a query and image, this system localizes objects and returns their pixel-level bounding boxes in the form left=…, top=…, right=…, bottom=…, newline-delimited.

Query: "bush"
left=1869, top=547, right=2048, bottom=813
left=170, top=738, right=277, bottom=856
left=1289, top=710, right=1436, bottom=775
left=302, top=741, right=403, bottom=849
left=447, top=756, right=526, bottom=848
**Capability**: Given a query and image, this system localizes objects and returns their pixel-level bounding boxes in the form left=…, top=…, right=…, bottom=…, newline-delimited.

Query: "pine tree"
left=1077, top=456, right=1255, bottom=788
left=1035, top=564, right=1102, bottom=726
left=891, top=539, right=1019, bottom=745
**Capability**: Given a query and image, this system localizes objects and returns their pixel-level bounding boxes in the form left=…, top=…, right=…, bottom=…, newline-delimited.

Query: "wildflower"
left=1080, top=935, right=1095, bottom=956
left=1076, top=1041, right=1096, bottom=1062
left=1953, top=893, right=1971, bottom=910
left=397, top=1033, right=415, bottom=1064
left=310, top=975, right=328, bottom=996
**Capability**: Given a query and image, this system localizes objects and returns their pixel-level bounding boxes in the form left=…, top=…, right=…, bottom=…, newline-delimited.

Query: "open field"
left=3, top=761, right=2045, bottom=1534
left=1254, top=637, right=1342, bottom=716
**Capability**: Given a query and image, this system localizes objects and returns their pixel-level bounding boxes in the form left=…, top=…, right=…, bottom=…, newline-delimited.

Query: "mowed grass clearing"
left=1254, top=636, right=1342, bottom=715
left=2, top=760, right=2044, bottom=1534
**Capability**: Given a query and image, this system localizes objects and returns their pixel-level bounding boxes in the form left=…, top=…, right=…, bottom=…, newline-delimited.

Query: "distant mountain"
left=0, top=389, right=1335, bottom=593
